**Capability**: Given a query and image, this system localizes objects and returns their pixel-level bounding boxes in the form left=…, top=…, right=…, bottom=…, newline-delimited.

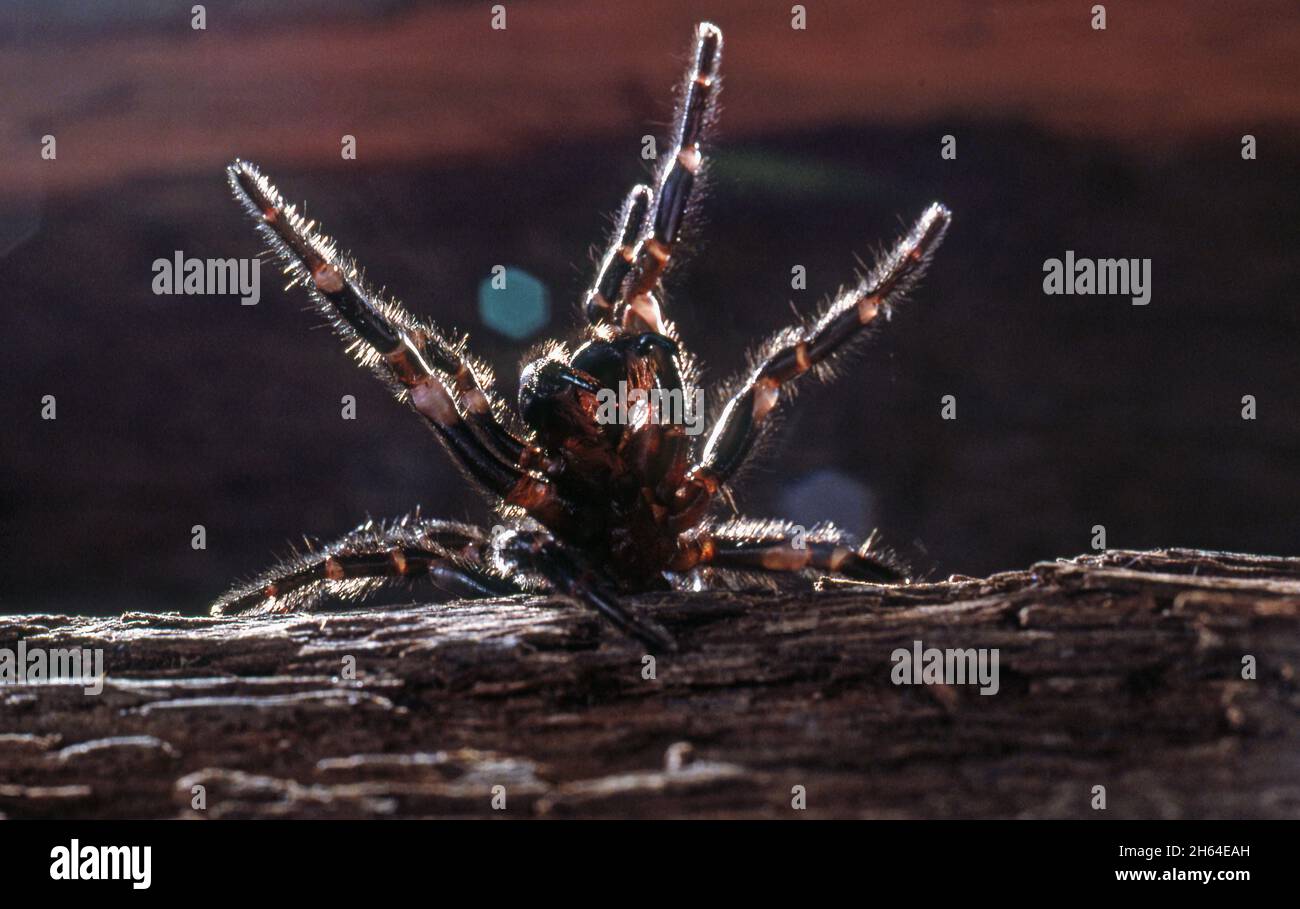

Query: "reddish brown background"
left=1, top=0, right=1298, bottom=614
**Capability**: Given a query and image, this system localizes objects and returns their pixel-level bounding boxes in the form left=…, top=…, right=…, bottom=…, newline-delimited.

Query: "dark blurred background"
left=2, top=0, right=1298, bottom=616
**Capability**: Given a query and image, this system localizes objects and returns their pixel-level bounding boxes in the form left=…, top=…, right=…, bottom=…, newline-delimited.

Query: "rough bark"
left=1, top=549, right=1297, bottom=819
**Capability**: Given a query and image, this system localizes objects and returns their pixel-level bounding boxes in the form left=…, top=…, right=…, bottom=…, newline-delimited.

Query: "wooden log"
left=1, top=549, right=1297, bottom=819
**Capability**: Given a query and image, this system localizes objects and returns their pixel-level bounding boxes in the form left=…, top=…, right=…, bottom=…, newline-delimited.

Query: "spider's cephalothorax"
left=216, top=22, right=951, bottom=650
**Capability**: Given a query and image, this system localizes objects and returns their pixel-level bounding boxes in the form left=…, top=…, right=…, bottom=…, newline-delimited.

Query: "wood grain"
left=1, top=549, right=1297, bottom=819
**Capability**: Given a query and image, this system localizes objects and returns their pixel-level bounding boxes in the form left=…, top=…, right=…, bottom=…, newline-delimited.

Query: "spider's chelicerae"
left=218, top=22, right=950, bottom=651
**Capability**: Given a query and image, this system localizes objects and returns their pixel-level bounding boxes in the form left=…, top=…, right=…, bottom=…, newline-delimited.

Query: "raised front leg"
left=582, top=22, right=723, bottom=336
left=625, top=23, right=723, bottom=302
left=226, top=161, right=531, bottom=490
left=227, top=161, right=594, bottom=534
left=670, top=202, right=951, bottom=528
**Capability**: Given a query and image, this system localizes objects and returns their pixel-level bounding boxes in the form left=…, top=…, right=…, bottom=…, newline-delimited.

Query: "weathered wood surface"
left=1, top=549, right=1297, bottom=819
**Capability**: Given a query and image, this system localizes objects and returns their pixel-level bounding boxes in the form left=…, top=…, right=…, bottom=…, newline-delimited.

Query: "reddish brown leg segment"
left=672, top=522, right=906, bottom=583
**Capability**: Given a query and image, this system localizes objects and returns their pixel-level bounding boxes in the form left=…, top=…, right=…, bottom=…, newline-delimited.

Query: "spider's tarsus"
left=693, top=22, right=723, bottom=84
left=226, top=159, right=272, bottom=219
left=917, top=202, right=952, bottom=248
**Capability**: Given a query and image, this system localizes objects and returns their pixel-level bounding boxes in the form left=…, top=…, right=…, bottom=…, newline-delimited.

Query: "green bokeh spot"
left=478, top=267, right=551, bottom=341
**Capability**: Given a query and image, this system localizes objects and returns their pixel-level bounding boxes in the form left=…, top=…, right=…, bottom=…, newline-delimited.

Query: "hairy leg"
left=625, top=23, right=723, bottom=303
left=226, top=161, right=534, bottom=493
left=671, top=518, right=907, bottom=584
left=671, top=203, right=951, bottom=527
left=212, top=515, right=516, bottom=616
left=580, top=22, right=722, bottom=336
left=583, top=185, right=652, bottom=328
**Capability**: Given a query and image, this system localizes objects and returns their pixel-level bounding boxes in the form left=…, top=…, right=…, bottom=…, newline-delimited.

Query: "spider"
left=216, top=21, right=950, bottom=651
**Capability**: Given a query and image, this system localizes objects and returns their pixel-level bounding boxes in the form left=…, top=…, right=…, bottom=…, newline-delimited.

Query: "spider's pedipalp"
left=211, top=515, right=516, bottom=616
left=686, top=203, right=951, bottom=495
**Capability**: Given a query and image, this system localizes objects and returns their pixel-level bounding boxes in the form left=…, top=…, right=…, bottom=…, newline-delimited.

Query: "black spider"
left=217, top=22, right=951, bottom=651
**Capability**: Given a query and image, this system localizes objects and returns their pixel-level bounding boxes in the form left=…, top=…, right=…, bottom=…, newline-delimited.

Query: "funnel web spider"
left=218, top=22, right=951, bottom=650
